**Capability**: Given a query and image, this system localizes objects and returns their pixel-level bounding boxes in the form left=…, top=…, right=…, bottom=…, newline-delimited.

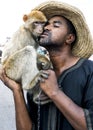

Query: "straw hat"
left=33, top=1, right=93, bottom=58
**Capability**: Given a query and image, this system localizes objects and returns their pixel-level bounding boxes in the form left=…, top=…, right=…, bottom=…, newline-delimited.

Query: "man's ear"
left=66, top=34, right=75, bottom=45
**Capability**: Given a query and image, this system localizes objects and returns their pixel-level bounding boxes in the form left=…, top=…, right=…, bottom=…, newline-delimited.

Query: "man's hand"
left=0, top=67, right=21, bottom=92
left=39, top=69, right=60, bottom=99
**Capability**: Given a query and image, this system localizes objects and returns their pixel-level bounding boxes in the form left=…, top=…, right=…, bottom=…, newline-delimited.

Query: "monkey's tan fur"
left=1, top=10, right=51, bottom=90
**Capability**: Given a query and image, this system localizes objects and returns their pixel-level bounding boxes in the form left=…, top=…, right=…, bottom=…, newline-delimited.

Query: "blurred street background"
left=0, top=80, right=27, bottom=130
left=0, top=80, right=16, bottom=130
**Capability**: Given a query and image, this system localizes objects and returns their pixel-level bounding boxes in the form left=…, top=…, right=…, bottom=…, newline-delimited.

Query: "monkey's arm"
left=37, top=54, right=52, bottom=70
left=29, top=54, right=52, bottom=88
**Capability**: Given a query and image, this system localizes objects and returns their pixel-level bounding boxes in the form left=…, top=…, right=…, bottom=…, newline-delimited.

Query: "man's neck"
left=49, top=51, right=80, bottom=77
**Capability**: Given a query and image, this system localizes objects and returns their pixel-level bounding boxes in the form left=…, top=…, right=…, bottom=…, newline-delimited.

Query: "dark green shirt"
left=27, top=58, right=93, bottom=130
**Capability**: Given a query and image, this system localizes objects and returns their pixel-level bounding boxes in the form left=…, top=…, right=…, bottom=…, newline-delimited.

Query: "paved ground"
left=0, top=80, right=27, bottom=130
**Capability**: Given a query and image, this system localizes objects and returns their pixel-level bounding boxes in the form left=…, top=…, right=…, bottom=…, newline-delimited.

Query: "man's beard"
left=39, top=37, right=51, bottom=47
left=39, top=30, right=63, bottom=50
left=39, top=32, right=52, bottom=47
left=39, top=39, right=63, bottom=52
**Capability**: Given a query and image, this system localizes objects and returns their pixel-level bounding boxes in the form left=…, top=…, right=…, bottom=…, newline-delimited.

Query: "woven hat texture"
left=33, top=1, right=93, bottom=58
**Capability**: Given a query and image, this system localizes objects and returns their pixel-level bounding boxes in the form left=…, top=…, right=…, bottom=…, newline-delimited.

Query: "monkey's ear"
left=23, top=14, right=28, bottom=22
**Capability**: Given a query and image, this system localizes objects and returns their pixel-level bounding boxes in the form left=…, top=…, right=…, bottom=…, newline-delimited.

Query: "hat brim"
left=33, top=1, right=93, bottom=58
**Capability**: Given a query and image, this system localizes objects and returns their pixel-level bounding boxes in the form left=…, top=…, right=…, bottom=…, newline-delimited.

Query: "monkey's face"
left=23, top=10, right=47, bottom=40
left=31, top=21, right=46, bottom=37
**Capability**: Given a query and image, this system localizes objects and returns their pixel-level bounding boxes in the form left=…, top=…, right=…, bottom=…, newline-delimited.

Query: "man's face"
left=39, top=16, right=70, bottom=48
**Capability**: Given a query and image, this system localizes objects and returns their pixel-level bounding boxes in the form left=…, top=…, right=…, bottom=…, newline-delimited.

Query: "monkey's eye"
left=33, top=21, right=46, bottom=26
left=34, top=21, right=40, bottom=25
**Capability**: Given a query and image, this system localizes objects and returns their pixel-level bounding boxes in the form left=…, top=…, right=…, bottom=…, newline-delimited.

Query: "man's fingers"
left=40, top=78, right=45, bottom=83
left=0, top=68, right=5, bottom=81
left=0, top=68, right=10, bottom=86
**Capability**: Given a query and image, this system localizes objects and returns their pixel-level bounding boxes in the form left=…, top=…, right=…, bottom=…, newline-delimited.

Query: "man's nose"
left=44, top=24, right=51, bottom=30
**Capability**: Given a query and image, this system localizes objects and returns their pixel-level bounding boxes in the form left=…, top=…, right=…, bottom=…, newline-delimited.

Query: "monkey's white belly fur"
left=3, top=46, right=39, bottom=90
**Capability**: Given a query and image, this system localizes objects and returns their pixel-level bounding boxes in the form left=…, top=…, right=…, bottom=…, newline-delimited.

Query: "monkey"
left=1, top=10, right=51, bottom=90
left=1, top=10, right=47, bottom=63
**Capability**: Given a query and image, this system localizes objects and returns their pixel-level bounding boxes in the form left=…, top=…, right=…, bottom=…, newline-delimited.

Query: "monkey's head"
left=23, top=10, right=47, bottom=39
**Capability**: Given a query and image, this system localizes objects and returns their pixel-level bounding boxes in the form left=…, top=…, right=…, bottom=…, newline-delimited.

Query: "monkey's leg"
left=4, top=46, right=39, bottom=89
left=4, top=49, right=26, bottom=81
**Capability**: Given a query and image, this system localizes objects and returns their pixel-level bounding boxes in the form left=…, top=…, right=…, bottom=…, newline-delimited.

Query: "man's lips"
left=43, top=32, right=48, bottom=35
left=41, top=32, right=49, bottom=37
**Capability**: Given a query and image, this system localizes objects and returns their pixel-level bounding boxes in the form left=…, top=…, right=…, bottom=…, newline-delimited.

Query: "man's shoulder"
left=83, top=59, right=93, bottom=66
left=82, top=58, right=93, bottom=72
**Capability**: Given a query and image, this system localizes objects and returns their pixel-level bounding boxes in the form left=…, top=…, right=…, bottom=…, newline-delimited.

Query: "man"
left=0, top=1, right=93, bottom=130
